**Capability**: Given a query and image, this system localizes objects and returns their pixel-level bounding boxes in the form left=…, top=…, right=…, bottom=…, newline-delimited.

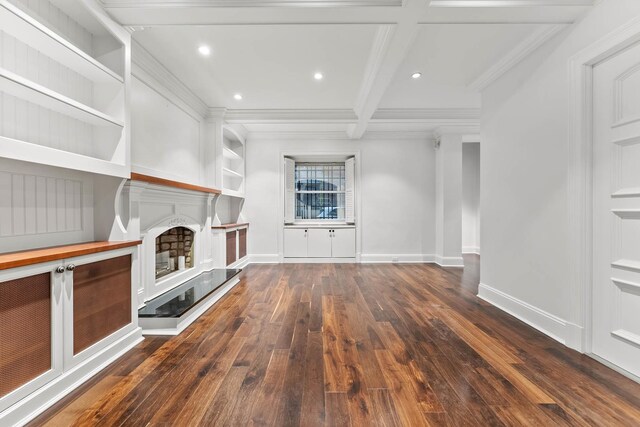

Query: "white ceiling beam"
left=347, top=0, right=427, bottom=139
left=467, top=23, right=567, bottom=92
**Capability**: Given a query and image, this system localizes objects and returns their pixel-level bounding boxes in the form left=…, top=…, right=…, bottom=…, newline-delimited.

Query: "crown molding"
left=429, top=0, right=594, bottom=6
left=224, top=109, right=358, bottom=124
left=101, top=0, right=401, bottom=7
left=371, top=107, right=480, bottom=122
left=247, top=129, right=436, bottom=141
left=467, top=24, right=567, bottom=92
left=434, top=124, right=480, bottom=135
left=131, top=41, right=208, bottom=118
left=247, top=130, right=350, bottom=140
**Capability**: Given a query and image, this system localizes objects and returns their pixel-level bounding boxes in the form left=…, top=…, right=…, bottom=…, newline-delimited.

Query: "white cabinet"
left=308, top=229, right=333, bottom=258
left=284, top=227, right=356, bottom=259
left=284, top=228, right=308, bottom=258
left=331, top=228, right=357, bottom=258
left=0, top=245, right=141, bottom=426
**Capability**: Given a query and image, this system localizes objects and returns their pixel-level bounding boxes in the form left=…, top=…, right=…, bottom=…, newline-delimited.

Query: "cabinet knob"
left=66, top=264, right=76, bottom=272
left=55, top=266, right=65, bottom=274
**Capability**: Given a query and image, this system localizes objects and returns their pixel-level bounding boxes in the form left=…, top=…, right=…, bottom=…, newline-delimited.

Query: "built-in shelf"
left=0, top=67, right=124, bottom=128
left=0, top=240, right=142, bottom=270
left=223, top=167, right=244, bottom=179
left=211, top=223, right=249, bottom=230
left=131, top=173, right=222, bottom=195
left=0, top=136, right=129, bottom=178
left=223, top=146, right=243, bottom=160
left=0, top=2, right=123, bottom=84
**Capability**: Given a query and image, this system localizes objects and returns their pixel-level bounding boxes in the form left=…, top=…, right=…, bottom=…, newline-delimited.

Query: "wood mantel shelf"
left=211, top=223, right=250, bottom=230
left=0, top=241, right=142, bottom=271
left=130, top=173, right=222, bottom=195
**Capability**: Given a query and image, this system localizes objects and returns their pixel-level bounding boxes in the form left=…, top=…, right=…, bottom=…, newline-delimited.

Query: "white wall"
left=130, top=76, right=205, bottom=185
left=244, top=138, right=436, bottom=262
left=462, top=143, right=480, bottom=254
left=480, top=0, right=640, bottom=345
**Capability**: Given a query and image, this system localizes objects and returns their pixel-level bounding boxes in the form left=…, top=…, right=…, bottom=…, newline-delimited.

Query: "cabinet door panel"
left=284, top=228, right=307, bottom=258
left=238, top=228, right=247, bottom=260
left=73, top=255, right=131, bottom=355
left=332, top=228, right=356, bottom=258
left=308, top=229, right=332, bottom=258
left=0, top=273, right=52, bottom=398
left=226, top=231, right=237, bottom=266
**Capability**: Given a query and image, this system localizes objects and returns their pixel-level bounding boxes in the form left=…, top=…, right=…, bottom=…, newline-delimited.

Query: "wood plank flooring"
left=32, top=256, right=640, bottom=426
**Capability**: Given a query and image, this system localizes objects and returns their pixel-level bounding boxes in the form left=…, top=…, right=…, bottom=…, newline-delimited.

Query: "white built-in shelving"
left=0, top=0, right=129, bottom=178
left=221, top=125, right=245, bottom=196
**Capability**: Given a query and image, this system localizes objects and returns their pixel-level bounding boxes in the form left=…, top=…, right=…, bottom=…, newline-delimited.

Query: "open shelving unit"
left=221, top=125, right=245, bottom=197
left=0, top=0, right=129, bottom=178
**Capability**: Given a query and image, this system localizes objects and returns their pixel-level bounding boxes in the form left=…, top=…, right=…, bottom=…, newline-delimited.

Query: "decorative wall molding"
left=478, top=283, right=583, bottom=350
left=468, top=24, right=568, bottom=92
left=132, top=41, right=208, bottom=118
left=225, top=109, right=358, bottom=124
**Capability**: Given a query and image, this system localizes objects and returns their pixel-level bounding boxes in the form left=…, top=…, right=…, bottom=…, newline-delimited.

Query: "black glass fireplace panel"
left=139, top=269, right=241, bottom=318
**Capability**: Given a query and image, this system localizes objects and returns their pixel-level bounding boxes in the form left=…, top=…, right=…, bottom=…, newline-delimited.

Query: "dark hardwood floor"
left=32, top=256, right=640, bottom=426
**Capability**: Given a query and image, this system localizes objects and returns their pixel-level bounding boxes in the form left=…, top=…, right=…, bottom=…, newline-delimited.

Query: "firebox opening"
left=155, top=227, right=194, bottom=280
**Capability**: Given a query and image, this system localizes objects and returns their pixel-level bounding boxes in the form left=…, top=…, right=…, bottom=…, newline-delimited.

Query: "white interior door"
left=331, top=228, right=356, bottom=258
left=592, top=41, right=640, bottom=379
left=307, top=228, right=332, bottom=258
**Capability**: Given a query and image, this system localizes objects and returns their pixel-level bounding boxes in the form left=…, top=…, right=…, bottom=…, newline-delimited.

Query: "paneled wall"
left=0, top=159, right=94, bottom=253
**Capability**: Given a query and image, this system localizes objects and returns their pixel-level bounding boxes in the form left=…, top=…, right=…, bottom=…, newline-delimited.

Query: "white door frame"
left=568, top=15, right=640, bottom=354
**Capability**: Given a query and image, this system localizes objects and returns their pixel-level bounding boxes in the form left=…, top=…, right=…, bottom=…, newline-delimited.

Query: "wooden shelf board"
left=211, top=223, right=249, bottom=230
left=0, top=67, right=124, bottom=128
left=221, top=189, right=245, bottom=198
left=0, top=241, right=141, bottom=271
left=0, top=136, right=130, bottom=178
left=130, top=173, right=222, bottom=195
left=0, top=2, right=123, bottom=84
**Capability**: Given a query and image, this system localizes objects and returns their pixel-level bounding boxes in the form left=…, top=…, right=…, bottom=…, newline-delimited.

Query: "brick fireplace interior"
left=155, top=227, right=194, bottom=280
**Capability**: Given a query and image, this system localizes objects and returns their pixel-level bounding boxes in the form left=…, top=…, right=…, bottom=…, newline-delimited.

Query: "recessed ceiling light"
left=411, top=72, right=422, bottom=79
left=233, top=93, right=243, bottom=100
left=314, top=72, right=324, bottom=80
left=198, top=45, right=211, bottom=56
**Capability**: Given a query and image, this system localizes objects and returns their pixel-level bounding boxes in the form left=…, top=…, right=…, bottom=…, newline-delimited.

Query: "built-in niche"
left=155, top=227, right=194, bottom=280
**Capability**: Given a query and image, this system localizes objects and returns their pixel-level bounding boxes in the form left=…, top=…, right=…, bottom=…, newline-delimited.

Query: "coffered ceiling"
left=103, top=0, right=595, bottom=139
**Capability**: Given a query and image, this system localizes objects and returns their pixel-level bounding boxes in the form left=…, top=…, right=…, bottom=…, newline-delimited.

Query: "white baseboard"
left=359, top=254, right=435, bottom=264
left=248, top=254, right=280, bottom=264
left=478, top=283, right=583, bottom=351
left=434, top=255, right=464, bottom=267
left=283, top=257, right=356, bottom=263
left=462, top=247, right=480, bottom=255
